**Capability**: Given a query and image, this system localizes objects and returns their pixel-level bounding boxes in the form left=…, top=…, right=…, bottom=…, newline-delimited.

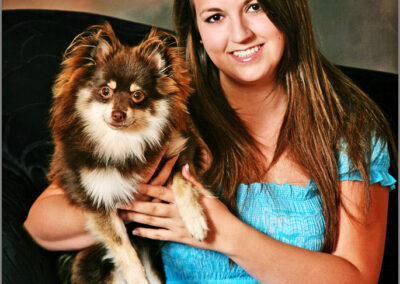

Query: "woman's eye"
left=206, top=14, right=223, bottom=23
left=248, top=3, right=261, bottom=13
left=132, top=91, right=145, bottom=103
left=100, top=86, right=113, bottom=98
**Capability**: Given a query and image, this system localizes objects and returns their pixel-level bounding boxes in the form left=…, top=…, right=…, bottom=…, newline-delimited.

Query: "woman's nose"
left=230, top=16, right=254, bottom=43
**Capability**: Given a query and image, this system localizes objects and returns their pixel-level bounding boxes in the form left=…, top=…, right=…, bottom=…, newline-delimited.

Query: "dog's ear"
left=93, top=22, right=120, bottom=64
left=139, top=41, right=165, bottom=71
left=151, top=49, right=165, bottom=71
left=94, top=38, right=113, bottom=64
left=62, top=22, right=120, bottom=66
left=138, top=29, right=178, bottom=73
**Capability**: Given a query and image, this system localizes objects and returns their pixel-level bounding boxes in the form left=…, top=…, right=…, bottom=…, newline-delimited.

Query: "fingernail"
left=132, top=229, right=139, bottom=236
left=182, top=163, right=190, bottom=179
left=184, top=163, right=189, bottom=172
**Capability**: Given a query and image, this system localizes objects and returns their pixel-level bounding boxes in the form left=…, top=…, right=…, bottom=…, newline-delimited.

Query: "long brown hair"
left=173, top=0, right=397, bottom=253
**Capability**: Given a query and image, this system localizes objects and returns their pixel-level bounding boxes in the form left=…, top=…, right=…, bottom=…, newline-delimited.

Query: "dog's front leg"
left=171, top=172, right=209, bottom=241
left=86, top=210, right=148, bottom=284
left=136, top=241, right=163, bottom=284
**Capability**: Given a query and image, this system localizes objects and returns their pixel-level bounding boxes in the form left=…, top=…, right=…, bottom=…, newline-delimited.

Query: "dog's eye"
left=100, top=87, right=113, bottom=98
left=132, top=91, right=145, bottom=103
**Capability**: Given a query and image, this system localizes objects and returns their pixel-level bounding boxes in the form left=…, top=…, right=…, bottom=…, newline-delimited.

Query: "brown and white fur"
left=48, top=23, right=209, bottom=284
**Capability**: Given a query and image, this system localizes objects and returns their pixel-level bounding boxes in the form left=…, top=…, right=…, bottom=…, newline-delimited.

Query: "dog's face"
left=75, top=33, right=171, bottom=136
left=53, top=24, right=189, bottom=162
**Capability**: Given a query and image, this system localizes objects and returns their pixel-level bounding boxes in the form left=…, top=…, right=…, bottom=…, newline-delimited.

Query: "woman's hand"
left=119, top=165, right=244, bottom=254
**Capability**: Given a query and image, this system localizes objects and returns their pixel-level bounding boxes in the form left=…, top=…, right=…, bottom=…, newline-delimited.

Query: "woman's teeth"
left=232, top=45, right=261, bottom=58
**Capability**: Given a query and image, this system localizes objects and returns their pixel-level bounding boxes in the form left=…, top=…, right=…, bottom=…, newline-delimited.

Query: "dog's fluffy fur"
left=48, top=23, right=209, bottom=284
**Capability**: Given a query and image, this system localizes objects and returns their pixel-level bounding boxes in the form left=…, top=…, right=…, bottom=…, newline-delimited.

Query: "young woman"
left=24, top=0, right=396, bottom=283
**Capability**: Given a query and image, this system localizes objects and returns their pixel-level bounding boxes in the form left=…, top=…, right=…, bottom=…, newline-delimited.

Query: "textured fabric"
left=162, top=138, right=396, bottom=283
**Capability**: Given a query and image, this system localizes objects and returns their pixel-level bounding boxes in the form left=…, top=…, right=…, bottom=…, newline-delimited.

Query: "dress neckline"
left=239, top=179, right=315, bottom=189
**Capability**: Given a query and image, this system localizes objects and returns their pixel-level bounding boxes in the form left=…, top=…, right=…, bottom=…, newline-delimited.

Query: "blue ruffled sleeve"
left=338, top=137, right=396, bottom=190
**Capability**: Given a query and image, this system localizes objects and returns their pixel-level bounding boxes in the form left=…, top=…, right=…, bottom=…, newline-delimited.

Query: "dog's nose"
left=111, top=110, right=126, bottom=123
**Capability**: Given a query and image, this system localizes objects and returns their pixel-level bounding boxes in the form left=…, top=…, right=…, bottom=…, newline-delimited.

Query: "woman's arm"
left=23, top=183, right=95, bottom=251
left=24, top=149, right=177, bottom=251
left=124, top=166, right=389, bottom=284
left=226, top=181, right=388, bottom=284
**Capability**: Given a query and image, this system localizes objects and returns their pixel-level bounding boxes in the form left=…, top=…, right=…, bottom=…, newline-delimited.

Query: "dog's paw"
left=181, top=208, right=208, bottom=241
left=171, top=172, right=209, bottom=241
left=125, top=272, right=149, bottom=284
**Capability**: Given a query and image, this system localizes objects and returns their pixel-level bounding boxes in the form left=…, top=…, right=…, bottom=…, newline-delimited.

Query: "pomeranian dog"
left=48, top=22, right=209, bottom=284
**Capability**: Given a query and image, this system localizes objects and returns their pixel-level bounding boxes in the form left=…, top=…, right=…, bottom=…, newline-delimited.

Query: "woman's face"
left=194, top=0, right=285, bottom=87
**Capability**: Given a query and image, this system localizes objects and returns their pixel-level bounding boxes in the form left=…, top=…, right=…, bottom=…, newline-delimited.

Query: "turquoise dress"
left=161, top=139, right=396, bottom=283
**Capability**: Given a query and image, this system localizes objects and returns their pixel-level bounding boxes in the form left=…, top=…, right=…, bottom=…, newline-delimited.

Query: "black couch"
left=3, top=9, right=398, bottom=284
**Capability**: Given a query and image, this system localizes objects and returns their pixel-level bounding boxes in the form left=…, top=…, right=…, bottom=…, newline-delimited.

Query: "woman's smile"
left=230, top=43, right=264, bottom=62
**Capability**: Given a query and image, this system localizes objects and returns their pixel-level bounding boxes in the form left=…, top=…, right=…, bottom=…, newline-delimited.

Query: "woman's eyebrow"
left=199, top=0, right=253, bottom=16
left=199, top=7, right=223, bottom=16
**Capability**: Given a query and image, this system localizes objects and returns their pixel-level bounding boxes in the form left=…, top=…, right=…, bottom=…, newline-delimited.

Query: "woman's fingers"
left=132, top=227, right=176, bottom=241
left=126, top=201, right=176, bottom=218
left=150, top=155, right=179, bottom=186
left=121, top=210, right=175, bottom=230
left=132, top=193, right=152, bottom=202
left=137, top=184, right=175, bottom=203
left=119, top=198, right=181, bottom=238
left=140, top=146, right=169, bottom=183
left=131, top=155, right=178, bottom=203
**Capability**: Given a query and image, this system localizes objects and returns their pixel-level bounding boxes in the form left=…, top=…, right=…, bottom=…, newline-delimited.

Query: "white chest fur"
left=79, top=167, right=141, bottom=209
